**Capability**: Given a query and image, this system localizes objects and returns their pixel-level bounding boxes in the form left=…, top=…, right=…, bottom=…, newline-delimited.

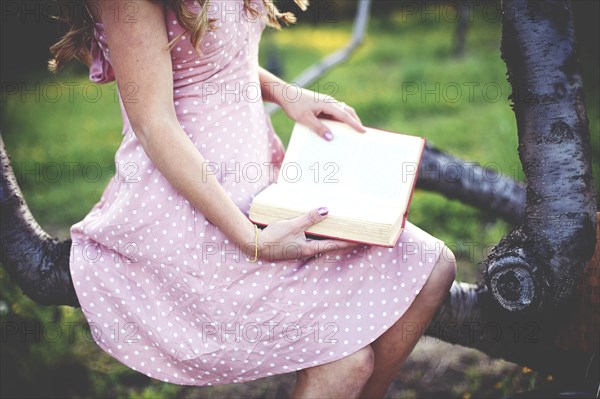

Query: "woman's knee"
left=345, top=345, right=375, bottom=380
left=297, top=345, right=375, bottom=382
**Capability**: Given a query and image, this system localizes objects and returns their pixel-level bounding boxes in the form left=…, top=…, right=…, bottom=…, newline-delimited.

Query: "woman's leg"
left=360, top=246, right=457, bottom=398
left=291, top=345, right=375, bottom=399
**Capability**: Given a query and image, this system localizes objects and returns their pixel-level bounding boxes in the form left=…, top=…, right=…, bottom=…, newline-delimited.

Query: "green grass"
left=2, top=78, right=123, bottom=229
left=1, top=7, right=598, bottom=398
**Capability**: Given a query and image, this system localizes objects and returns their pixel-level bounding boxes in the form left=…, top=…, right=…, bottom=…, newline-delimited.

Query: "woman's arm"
left=92, top=0, right=255, bottom=251
left=258, top=67, right=287, bottom=105
left=258, top=67, right=365, bottom=139
left=90, top=1, right=362, bottom=262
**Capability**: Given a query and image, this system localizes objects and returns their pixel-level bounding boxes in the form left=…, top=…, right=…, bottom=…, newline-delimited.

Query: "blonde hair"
left=48, top=0, right=308, bottom=72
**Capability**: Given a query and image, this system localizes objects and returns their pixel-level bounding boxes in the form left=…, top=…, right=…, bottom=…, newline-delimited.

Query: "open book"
left=248, top=120, right=425, bottom=247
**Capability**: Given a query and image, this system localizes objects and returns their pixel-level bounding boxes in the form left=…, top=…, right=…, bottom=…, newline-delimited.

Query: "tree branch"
left=426, top=279, right=599, bottom=383
left=0, top=133, right=78, bottom=307
left=417, top=142, right=526, bottom=224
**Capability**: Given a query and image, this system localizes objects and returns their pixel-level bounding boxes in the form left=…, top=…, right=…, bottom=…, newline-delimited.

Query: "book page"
left=253, top=184, right=405, bottom=224
left=279, top=120, right=424, bottom=203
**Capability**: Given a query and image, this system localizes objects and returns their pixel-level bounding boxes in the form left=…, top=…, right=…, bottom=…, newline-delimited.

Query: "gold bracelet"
left=249, top=224, right=259, bottom=263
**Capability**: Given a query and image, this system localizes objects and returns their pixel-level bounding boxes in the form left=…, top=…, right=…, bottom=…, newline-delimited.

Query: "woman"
left=53, top=0, right=456, bottom=397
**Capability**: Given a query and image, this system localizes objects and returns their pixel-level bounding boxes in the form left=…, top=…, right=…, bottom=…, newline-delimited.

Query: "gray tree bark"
left=484, top=0, right=597, bottom=313
left=0, top=134, right=78, bottom=307
left=417, top=142, right=526, bottom=224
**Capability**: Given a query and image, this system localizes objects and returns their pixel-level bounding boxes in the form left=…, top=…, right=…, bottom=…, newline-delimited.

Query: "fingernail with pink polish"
left=324, top=131, right=333, bottom=141
left=318, top=207, right=329, bottom=216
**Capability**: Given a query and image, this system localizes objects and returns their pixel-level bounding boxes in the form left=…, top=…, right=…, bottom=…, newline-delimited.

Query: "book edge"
left=402, top=137, right=426, bottom=227
left=248, top=216, right=399, bottom=248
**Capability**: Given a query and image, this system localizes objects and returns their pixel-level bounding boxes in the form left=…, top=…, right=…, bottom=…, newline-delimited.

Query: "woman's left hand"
left=279, top=86, right=366, bottom=140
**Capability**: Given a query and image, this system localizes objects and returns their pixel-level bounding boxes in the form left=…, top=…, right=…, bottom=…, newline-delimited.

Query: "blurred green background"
left=1, top=0, right=598, bottom=398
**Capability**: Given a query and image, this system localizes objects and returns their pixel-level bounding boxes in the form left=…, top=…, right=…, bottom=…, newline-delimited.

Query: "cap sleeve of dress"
left=89, top=23, right=115, bottom=84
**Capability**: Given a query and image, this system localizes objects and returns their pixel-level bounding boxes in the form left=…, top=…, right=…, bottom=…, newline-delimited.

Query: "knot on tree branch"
left=484, top=227, right=549, bottom=312
left=487, top=254, right=539, bottom=311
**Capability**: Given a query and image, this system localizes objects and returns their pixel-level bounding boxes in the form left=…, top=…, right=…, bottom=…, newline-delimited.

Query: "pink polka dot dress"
left=69, top=0, right=446, bottom=386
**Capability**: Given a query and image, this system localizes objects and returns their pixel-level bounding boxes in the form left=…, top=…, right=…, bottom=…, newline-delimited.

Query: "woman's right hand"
left=250, top=207, right=363, bottom=262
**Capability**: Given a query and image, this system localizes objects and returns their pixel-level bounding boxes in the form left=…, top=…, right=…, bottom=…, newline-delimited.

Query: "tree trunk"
left=422, top=0, right=597, bottom=383
left=484, top=0, right=597, bottom=313
left=452, top=1, right=469, bottom=58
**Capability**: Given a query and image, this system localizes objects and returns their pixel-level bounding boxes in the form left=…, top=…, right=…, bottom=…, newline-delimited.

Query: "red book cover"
left=248, top=123, right=426, bottom=247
